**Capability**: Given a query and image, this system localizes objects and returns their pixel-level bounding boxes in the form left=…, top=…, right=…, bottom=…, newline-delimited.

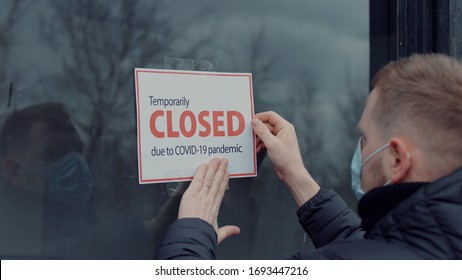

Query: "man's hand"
left=178, top=158, right=240, bottom=245
left=252, top=111, right=305, bottom=181
left=252, top=111, right=320, bottom=206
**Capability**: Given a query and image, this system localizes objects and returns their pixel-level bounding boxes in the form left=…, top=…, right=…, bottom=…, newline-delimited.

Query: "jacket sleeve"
left=297, top=188, right=364, bottom=248
left=288, top=239, right=422, bottom=260
left=155, top=218, right=217, bottom=260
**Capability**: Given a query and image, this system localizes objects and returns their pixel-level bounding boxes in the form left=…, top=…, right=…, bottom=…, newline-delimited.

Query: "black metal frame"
left=370, top=0, right=462, bottom=80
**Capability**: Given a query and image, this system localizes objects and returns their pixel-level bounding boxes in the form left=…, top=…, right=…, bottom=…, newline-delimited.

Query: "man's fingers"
left=256, top=141, right=266, bottom=153
left=217, top=225, right=241, bottom=245
left=252, top=118, right=276, bottom=149
left=201, top=158, right=220, bottom=192
left=212, top=168, right=229, bottom=214
left=210, top=158, right=228, bottom=196
left=189, top=164, right=207, bottom=192
left=255, top=111, right=289, bottom=129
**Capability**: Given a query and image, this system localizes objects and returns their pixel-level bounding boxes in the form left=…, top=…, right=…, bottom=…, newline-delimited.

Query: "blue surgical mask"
left=351, top=137, right=390, bottom=200
left=19, top=152, right=92, bottom=204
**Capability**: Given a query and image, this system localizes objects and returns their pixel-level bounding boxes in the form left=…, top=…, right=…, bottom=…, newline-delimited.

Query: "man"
left=156, top=53, right=462, bottom=259
left=0, top=102, right=92, bottom=205
left=0, top=102, right=94, bottom=258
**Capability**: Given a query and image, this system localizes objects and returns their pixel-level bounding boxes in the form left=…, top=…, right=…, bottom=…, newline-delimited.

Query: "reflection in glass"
left=0, top=0, right=369, bottom=259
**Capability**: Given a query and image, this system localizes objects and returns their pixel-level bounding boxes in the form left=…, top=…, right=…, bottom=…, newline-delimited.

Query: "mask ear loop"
left=360, top=141, right=391, bottom=188
left=362, top=142, right=390, bottom=165
left=384, top=151, right=412, bottom=187
left=14, top=161, right=49, bottom=197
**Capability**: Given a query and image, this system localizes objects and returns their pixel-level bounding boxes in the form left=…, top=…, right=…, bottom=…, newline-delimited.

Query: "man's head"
left=0, top=102, right=86, bottom=198
left=357, top=54, right=462, bottom=193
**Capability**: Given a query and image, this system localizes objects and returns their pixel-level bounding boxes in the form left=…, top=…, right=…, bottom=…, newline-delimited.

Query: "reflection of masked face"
left=18, top=152, right=92, bottom=205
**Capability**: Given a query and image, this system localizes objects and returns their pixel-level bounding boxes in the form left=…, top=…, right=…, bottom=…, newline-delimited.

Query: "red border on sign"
left=134, top=69, right=257, bottom=184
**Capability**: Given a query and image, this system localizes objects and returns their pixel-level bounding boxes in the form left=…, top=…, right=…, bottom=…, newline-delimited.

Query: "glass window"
left=0, top=0, right=368, bottom=259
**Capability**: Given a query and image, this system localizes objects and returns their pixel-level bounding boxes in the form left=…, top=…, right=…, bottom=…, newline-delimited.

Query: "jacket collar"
left=357, top=182, right=427, bottom=235
left=358, top=166, right=462, bottom=237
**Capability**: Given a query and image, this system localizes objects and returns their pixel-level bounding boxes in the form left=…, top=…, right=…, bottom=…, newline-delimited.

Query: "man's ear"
left=388, top=137, right=412, bottom=184
left=4, top=159, right=25, bottom=186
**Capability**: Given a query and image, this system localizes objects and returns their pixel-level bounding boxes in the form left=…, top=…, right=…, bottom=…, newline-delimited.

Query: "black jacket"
left=156, top=167, right=462, bottom=259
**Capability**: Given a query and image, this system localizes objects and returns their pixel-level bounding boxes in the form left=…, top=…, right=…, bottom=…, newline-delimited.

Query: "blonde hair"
left=371, top=54, right=462, bottom=169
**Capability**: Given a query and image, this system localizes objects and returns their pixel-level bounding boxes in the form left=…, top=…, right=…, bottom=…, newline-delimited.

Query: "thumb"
left=252, top=118, right=275, bottom=146
left=217, top=225, right=241, bottom=245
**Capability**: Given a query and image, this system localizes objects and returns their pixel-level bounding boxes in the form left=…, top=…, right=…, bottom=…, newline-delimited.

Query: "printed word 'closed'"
left=150, top=110, right=245, bottom=138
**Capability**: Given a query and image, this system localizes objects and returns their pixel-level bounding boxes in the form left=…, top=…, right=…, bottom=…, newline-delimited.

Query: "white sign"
left=134, top=68, right=256, bottom=184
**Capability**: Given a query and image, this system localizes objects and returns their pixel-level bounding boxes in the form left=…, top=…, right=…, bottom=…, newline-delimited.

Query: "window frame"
left=370, top=0, right=462, bottom=80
